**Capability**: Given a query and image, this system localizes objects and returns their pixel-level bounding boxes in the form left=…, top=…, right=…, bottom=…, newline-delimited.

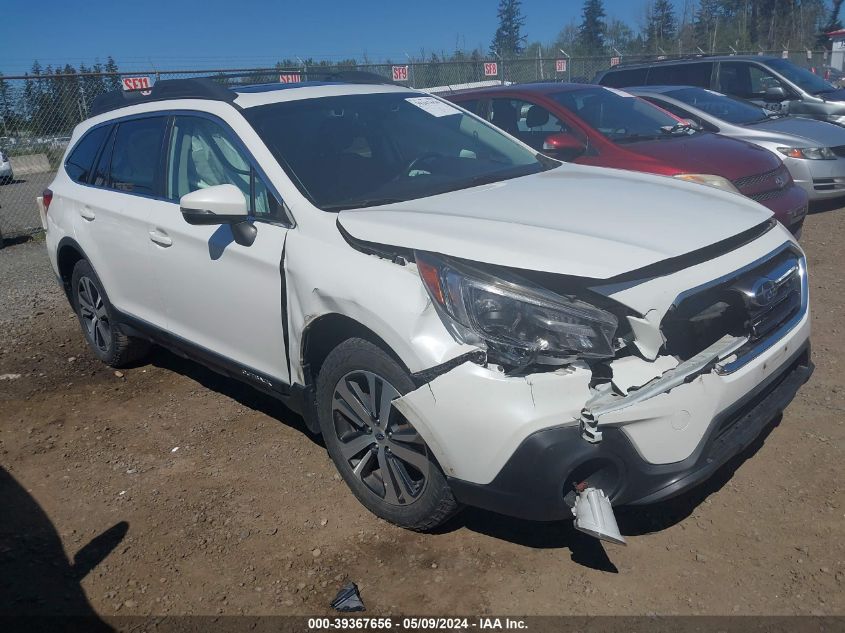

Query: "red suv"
left=447, top=84, right=808, bottom=236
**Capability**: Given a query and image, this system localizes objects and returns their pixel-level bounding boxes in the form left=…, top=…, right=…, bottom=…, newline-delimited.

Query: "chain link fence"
left=0, top=49, right=833, bottom=241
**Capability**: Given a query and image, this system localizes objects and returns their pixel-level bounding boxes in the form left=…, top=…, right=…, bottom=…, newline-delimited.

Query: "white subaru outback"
left=43, top=76, right=812, bottom=543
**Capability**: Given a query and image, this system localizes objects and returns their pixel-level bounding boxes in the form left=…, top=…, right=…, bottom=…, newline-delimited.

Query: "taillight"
left=42, top=188, right=53, bottom=213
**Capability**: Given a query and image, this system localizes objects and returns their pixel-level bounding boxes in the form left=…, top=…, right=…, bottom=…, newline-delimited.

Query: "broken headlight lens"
left=416, top=252, right=618, bottom=365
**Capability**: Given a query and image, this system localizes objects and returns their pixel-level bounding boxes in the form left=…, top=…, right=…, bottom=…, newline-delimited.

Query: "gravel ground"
left=0, top=236, right=63, bottom=323
left=0, top=171, right=55, bottom=237
left=0, top=210, right=843, bottom=620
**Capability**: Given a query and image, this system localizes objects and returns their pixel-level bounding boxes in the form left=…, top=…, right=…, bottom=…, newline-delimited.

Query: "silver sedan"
left=628, top=85, right=845, bottom=202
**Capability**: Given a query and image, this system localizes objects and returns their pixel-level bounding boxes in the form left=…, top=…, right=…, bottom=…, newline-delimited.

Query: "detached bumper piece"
left=448, top=343, right=812, bottom=522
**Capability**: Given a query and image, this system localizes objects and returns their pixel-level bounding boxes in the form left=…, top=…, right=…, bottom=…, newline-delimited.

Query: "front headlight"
left=777, top=146, right=836, bottom=160
left=673, top=173, right=741, bottom=193
left=415, top=252, right=618, bottom=366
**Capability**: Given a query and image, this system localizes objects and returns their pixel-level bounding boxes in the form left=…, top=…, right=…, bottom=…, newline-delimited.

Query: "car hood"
left=337, top=164, right=773, bottom=280
left=817, top=88, right=845, bottom=103
left=624, top=133, right=781, bottom=179
left=745, top=116, right=845, bottom=146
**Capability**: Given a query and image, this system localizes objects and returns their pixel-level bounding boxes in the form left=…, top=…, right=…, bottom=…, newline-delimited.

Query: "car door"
left=717, top=61, right=800, bottom=113
left=149, top=113, right=291, bottom=385
left=73, top=116, right=169, bottom=326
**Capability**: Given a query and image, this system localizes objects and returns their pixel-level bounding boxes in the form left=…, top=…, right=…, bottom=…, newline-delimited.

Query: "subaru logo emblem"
left=750, top=278, right=778, bottom=307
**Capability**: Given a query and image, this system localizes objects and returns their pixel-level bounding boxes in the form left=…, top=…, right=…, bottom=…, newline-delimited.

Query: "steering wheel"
left=404, top=152, right=442, bottom=176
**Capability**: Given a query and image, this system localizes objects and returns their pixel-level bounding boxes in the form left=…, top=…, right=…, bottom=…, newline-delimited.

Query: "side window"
left=65, top=125, right=110, bottom=184
left=599, top=67, right=648, bottom=87
left=718, top=62, right=752, bottom=98
left=92, top=126, right=116, bottom=188
left=489, top=98, right=578, bottom=151
left=457, top=99, right=480, bottom=114
left=253, top=173, right=284, bottom=221
left=109, top=117, right=167, bottom=194
left=167, top=115, right=284, bottom=221
left=647, top=63, right=713, bottom=88
left=749, top=65, right=785, bottom=96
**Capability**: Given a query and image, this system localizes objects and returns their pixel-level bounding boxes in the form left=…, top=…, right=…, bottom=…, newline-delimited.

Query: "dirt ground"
left=1, top=207, right=843, bottom=620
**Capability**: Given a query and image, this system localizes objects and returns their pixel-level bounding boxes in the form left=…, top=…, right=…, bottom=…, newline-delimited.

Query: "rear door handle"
left=79, top=207, right=96, bottom=221
left=149, top=230, right=172, bottom=247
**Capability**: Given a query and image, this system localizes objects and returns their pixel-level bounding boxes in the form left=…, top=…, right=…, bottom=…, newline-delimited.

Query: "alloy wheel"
left=77, top=276, right=111, bottom=353
left=331, top=370, right=429, bottom=506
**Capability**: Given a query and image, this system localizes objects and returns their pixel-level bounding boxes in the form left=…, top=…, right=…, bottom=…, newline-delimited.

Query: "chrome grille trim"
left=664, top=242, right=808, bottom=376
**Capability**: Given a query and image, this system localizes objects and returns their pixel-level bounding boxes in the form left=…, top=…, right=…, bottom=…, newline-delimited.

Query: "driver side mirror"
left=180, top=184, right=257, bottom=247
left=764, top=85, right=787, bottom=101
left=542, top=132, right=587, bottom=161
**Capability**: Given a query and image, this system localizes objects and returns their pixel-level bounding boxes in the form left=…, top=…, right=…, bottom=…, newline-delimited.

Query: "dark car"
left=595, top=56, right=845, bottom=127
left=447, top=83, right=808, bottom=235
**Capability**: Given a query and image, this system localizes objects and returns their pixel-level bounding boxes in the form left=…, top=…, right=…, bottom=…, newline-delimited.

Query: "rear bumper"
left=448, top=343, right=812, bottom=521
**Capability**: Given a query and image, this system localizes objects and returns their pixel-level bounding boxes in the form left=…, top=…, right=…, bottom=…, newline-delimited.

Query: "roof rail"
left=89, top=78, right=237, bottom=117
left=88, top=72, right=397, bottom=117
left=613, top=54, right=712, bottom=68
left=310, top=70, right=397, bottom=85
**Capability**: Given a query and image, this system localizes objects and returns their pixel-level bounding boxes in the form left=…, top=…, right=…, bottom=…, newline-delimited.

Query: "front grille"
left=830, top=145, right=845, bottom=158
left=661, top=247, right=804, bottom=363
left=747, top=189, right=786, bottom=203
left=732, top=165, right=791, bottom=197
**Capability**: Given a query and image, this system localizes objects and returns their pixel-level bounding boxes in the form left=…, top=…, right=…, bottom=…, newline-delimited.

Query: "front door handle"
left=149, top=230, right=172, bottom=247
left=79, top=206, right=96, bottom=221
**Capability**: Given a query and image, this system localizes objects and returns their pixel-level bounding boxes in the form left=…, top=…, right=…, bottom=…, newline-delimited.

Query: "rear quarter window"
left=598, top=67, right=648, bottom=87
left=65, top=126, right=110, bottom=183
left=646, top=62, right=714, bottom=87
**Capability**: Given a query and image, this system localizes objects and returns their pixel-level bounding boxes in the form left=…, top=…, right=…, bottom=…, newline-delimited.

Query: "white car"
left=0, top=149, right=13, bottom=184
left=43, top=77, right=812, bottom=543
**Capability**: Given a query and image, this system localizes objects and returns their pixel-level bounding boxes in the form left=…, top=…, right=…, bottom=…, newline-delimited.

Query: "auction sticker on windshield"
left=406, top=96, right=461, bottom=117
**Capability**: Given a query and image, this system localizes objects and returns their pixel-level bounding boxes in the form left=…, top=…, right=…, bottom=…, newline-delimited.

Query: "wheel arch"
left=299, top=312, right=413, bottom=388
left=56, top=237, right=90, bottom=301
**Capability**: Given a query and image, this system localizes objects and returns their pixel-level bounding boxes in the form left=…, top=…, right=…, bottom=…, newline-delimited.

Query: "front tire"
left=316, top=338, right=459, bottom=531
left=71, top=260, right=150, bottom=368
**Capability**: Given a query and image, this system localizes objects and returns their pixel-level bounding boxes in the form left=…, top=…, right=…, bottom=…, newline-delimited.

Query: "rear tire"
left=316, top=337, right=459, bottom=531
left=70, top=260, right=150, bottom=368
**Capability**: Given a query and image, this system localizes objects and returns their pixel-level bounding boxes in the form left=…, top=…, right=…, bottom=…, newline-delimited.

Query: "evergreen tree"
left=490, top=0, right=526, bottom=57
left=103, top=56, right=121, bottom=92
left=645, top=0, right=677, bottom=53
left=693, top=0, right=721, bottom=51
left=578, top=0, right=607, bottom=54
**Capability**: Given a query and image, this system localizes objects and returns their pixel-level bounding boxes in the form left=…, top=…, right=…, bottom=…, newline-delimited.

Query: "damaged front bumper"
left=393, top=307, right=812, bottom=521
left=447, top=343, right=811, bottom=520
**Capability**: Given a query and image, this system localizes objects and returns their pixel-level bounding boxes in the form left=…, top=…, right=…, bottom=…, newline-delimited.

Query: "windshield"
left=665, top=87, right=770, bottom=125
left=243, top=91, right=552, bottom=210
left=767, top=59, right=836, bottom=95
left=550, top=86, right=694, bottom=143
